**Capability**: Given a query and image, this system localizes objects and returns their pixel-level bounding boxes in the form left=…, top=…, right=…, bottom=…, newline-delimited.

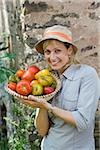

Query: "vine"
left=4, top=100, right=41, bottom=150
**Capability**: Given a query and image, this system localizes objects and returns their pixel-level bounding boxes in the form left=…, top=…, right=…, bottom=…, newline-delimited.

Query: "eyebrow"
left=44, top=48, right=61, bottom=51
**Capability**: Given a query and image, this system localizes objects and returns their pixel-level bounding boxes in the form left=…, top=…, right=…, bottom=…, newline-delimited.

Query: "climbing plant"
left=4, top=100, right=41, bottom=150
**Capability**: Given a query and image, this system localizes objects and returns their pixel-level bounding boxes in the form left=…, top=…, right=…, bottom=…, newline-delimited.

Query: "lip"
left=51, top=62, right=59, bottom=66
left=50, top=61, right=60, bottom=66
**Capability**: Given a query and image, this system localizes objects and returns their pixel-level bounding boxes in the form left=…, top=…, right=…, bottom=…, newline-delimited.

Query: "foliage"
left=0, top=138, right=9, bottom=150
left=0, top=52, right=16, bottom=83
left=4, top=100, right=41, bottom=150
left=0, top=32, right=41, bottom=150
left=0, top=31, right=16, bottom=83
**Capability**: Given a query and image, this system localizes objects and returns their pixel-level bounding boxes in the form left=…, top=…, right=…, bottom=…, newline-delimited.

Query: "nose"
left=50, top=52, right=56, bottom=61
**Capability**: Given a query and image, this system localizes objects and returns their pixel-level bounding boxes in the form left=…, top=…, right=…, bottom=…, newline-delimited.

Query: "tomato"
left=16, top=80, right=32, bottom=96
left=43, top=86, right=54, bottom=94
left=8, top=82, right=17, bottom=91
left=8, top=74, right=20, bottom=83
left=22, top=70, right=35, bottom=82
left=28, top=65, right=40, bottom=75
left=16, top=69, right=25, bottom=78
left=30, top=80, right=39, bottom=86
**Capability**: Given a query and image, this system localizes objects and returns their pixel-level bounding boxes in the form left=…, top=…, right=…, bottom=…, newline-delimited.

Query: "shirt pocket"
left=62, top=94, right=78, bottom=111
left=62, top=79, right=80, bottom=111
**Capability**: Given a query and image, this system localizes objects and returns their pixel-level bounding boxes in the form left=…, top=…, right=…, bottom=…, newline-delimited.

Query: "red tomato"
left=16, top=69, right=25, bottom=78
left=16, top=80, right=32, bottom=96
left=8, top=82, right=17, bottom=91
left=22, top=70, right=35, bottom=82
left=28, top=65, right=40, bottom=75
left=43, top=86, right=54, bottom=95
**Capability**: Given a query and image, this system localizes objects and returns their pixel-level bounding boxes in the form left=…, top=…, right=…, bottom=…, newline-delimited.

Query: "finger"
left=28, top=95, right=42, bottom=102
left=18, top=98, right=38, bottom=108
left=23, top=100, right=35, bottom=104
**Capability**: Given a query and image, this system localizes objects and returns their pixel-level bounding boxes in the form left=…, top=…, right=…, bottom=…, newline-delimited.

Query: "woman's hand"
left=15, top=95, right=52, bottom=110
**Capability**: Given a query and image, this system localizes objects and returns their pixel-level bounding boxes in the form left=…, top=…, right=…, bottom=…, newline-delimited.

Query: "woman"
left=19, top=25, right=100, bottom=150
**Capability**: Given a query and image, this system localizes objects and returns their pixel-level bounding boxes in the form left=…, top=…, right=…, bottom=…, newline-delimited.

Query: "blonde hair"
left=43, top=40, right=80, bottom=65
left=43, top=40, right=52, bottom=51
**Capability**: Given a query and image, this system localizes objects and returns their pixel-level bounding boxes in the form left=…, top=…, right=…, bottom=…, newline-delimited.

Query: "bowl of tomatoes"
left=5, top=65, right=61, bottom=101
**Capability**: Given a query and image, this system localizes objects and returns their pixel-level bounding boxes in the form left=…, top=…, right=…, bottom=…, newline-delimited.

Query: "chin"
left=51, top=65, right=61, bottom=71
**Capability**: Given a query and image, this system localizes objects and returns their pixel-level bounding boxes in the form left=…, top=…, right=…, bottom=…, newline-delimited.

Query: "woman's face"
left=44, top=40, right=73, bottom=72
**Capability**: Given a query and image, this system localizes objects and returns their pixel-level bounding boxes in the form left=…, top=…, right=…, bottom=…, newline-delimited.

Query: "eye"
left=44, top=49, right=51, bottom=55
left=55, top=49, right=61, bottom=53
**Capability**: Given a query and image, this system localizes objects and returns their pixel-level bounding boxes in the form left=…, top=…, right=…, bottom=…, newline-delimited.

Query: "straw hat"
left=34, top=25, right=78, bottom=54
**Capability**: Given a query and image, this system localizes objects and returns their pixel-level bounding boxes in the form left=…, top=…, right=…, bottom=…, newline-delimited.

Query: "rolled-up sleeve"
left=72, top=70, right=100, bottom=132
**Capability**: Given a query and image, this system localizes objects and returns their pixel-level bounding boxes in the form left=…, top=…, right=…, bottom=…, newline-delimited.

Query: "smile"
left=51, top=62, right=59, bottom=66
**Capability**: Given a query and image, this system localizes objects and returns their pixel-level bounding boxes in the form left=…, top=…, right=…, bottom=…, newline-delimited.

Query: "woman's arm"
left=50, top=69, right=99, bottom=131
left=48, top=106, right=77, bottom=127
left=35, top=108, right=50, bottom=137
left=35, top=106, right=77, bottom=136
left=17, top=96, right=77, bottom=133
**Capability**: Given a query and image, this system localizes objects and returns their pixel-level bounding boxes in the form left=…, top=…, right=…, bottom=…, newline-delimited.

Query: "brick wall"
left=21, top=0, right=100, bottom=75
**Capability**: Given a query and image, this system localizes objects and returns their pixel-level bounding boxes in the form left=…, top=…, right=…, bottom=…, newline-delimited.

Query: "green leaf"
left=5, top=70, right=14, bottom=78
left=0, top=70, right=7, bottom=83
left=1, top=67, right=15, bottom=74
left=0, top=60, right=3, bottom=66
left=0, top=68, right=15, bottom=83
left=0, top=53, right=16, bottom=59
left=4, top=117, right=18, bottom=127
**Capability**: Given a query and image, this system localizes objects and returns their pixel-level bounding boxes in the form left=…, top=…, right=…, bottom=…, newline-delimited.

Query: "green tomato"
left=8, top=74, right=20, bottom=83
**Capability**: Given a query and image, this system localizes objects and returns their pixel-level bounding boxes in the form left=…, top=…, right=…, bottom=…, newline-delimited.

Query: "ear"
left=67, top=45, right=73, bottom=56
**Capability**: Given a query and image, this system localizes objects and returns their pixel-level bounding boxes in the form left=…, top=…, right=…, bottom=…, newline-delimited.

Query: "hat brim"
left=35, top=37, right=78, bottom=54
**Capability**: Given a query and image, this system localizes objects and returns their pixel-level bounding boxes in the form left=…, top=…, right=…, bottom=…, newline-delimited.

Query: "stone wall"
left=21, top=0, right=100, bottom=75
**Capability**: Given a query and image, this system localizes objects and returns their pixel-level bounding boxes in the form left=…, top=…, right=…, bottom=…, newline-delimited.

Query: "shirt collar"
left=62, top=64, right=81, bottom=80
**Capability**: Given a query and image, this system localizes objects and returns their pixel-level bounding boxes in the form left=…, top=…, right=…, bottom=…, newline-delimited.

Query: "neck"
left=58, top=63, right=73, bottom=74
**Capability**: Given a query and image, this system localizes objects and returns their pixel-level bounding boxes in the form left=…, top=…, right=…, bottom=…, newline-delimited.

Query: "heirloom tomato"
left=16, top=80, right=32, bottom=96
left=22, top=70, right=35, bottom=82
left=16, top=69, right=25, bottom=78
left=8, top=82, right=17, bottom=91
left=28, top=65, right=40, bottom=75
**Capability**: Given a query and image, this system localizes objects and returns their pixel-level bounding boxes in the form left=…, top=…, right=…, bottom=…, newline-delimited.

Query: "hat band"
left=44, top=31, right=72, bottom=43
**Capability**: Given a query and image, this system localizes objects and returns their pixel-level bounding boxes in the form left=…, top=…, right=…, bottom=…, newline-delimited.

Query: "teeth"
left=52, top=63, right=57, bottom=65
left=52, top=62, right=59, bottom=65
left=51, top=61, right=59, bottom=65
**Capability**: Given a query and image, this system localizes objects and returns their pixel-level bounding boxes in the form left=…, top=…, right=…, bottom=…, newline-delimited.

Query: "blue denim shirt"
left=41, top=64, right=100, bottom=150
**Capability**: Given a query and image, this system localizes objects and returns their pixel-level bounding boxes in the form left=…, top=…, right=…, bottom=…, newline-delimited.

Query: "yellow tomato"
left=30, top=80, right=39, bottom=86
left=35, top=69, right=50, bottom=79
left=38, top=75, right=54, bottom=86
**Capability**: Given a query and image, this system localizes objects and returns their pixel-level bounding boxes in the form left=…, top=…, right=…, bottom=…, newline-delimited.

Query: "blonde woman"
left=19, top=25, right=100, bottom=150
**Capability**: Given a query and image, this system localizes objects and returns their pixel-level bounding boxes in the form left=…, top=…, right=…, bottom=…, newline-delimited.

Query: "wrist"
left=39, top=108, right=48, bottom=112
left=48, top=106, right=54, bottom=114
